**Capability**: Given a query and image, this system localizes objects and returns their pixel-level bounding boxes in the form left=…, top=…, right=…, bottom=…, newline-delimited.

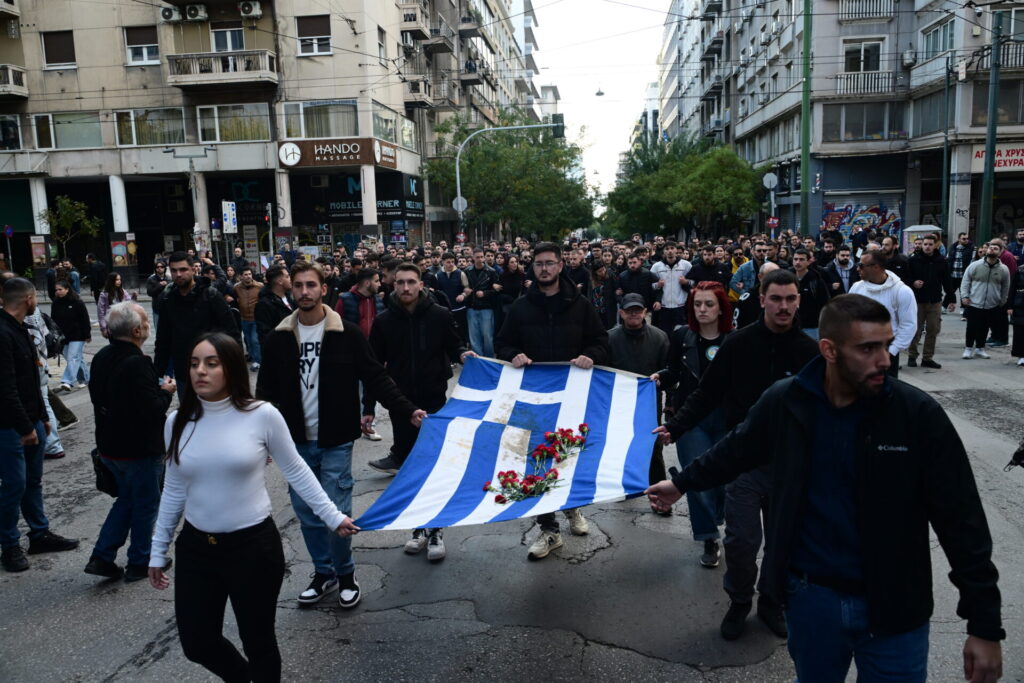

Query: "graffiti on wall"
left=821, top=201, right=903, bottom=239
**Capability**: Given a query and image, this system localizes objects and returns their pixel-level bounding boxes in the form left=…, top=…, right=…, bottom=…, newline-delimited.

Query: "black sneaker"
left=921, top=359, right=942, bottom=369
left=757, top=598, right=788, bottom=638
left=700, top=539, right=721, bottom=568
left=338, top=572, right=361, bottom=609
left=85, top=556, right=124, bottom=580
left=27, top=530, right=79, bottom=555
left=907, top=357, right=918, bottom=367
left=720, top=601, right=751, bottom=641
left=298, top=572, right=339, bottom=604
left=124, top=560, right=171, bottom=583
left=1, top=546, right=29, bottom=572
left=368, top=455, right=399, bottom=475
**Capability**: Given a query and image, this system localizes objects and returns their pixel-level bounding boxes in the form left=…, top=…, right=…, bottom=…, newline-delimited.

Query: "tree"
left=423, top=109, right=594, bottom=241
left=38, top=195, right=103, bottom=259
left=669, top=146, right=761, bottom=232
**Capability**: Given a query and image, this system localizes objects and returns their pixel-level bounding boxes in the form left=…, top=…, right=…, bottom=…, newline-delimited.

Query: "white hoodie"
left=849, top=270, right=918, bottom=356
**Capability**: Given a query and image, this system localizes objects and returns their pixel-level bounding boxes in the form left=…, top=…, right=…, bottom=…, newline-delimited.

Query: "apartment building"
left=658, top=0, right=702, bottom=141
left=659, top=0, right=1024, bottom=239
left=0, top=0, right=540, bottom=272
left=628, top=81, right=660, bottom=150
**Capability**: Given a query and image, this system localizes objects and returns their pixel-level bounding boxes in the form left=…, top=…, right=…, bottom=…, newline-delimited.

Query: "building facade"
left=0, top=0, right=542, bottom=273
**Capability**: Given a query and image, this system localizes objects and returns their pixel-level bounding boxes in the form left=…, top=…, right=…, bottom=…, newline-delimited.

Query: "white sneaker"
left=404, top=529, right=428, bottom=554
left=1017, top=358, right=1024, bottom=366
left=527, top=530, right=563, bottom=560
left=564, top=508, right=589, bottom=536
left=973, top=348, right=991, bottom=359
left=962, top=348, right=973, bottom=360
left=365, top=428, right=383, bottom=441
left=60, top=383, right=73, bottom=392
left=426, top=529, right=446, bottom=562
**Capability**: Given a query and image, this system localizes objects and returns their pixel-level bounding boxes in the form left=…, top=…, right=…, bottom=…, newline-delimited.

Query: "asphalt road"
left=1, top=301, right=1022, bottom=682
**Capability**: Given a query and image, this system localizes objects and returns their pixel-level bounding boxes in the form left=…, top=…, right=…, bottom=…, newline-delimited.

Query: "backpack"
left=41, top=312, right=66, bottom=359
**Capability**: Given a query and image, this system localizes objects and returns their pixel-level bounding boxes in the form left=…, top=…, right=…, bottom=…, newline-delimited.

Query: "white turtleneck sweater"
left=150, top=397, right=347, bottom=567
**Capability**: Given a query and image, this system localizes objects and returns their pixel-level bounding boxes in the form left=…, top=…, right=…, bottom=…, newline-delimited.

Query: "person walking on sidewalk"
left=85, top=302, right=175, bottom=582
left=850, top=251, right=917, bottom=378
left=50, top=280, right=91, bottom=390
left=961, top=243, right=1011, bottom=360
left=97, top=272, right=137, bottom=339
left=907, top=234, right=954, bottom=369
left=257, top=262, right=425, bottom=608
left=232, top=266, right=262, bottom=371
left=0, top=277, right=79, bottom=573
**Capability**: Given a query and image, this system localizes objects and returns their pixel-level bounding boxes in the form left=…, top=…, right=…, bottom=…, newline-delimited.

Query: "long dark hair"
left=54, top=279, right=79, bottom=302
left=103, top=272, right=126, bottom=301
left=167, top=332, right=257, bottom=464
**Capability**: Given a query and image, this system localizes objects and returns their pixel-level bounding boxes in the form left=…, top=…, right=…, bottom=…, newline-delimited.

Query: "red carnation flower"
left=495, top=494, right=507, bottom=504
left=579, top=423, right=589, bottom=433
left=483, top=481, right=491, bottom=491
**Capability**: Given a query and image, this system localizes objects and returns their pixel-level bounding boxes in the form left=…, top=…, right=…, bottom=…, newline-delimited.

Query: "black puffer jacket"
left=153, top=279, right=240, bottom=377
left=907, top=251, right=952, bottom=304
left=0, top=310, right=45, bottom=435
left=255, top=285, right=293, bottom=346
left=366, top=291, right=467, bottom=412
left=495, top=276, right=609, bottom=364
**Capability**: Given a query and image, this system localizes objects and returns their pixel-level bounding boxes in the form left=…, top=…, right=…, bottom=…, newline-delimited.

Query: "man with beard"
left=647, top=294, right=1003, bottom=683
left=650, top=242, right=692, bottom=336
left=792, top=249, right=831, bottom=340
left=258, top=261, right=425, bottom=608
left=824, top=245, right=859, bottom=295
left=880, top=236, right=909, bottom=283
left=688, top=245, right=732, bottom=290
left=654, top=269, right=819, bottom=641
left=733, top=262, right=779, bottom=329
left=729, top=241, right=769, bottom=299
left=850, top=251, right=917, bottom=377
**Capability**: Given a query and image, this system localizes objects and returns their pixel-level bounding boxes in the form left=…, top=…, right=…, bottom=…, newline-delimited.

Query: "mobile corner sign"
left=278, top=138, right=398, bottom=170
left=970, top=142, right=1024, bottom=174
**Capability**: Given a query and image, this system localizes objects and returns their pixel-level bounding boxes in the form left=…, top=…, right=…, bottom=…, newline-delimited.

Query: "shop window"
left=297, top=15, right=331, bottom=55
left=125, top=26, right=159, bottom=65
left=197, top=103, right=270, bottom=143
left=115, top=108, right=185, bottom=146
left=34, top=112, right=102, bottom=149
left=42, top=30, right=76, bottom=68
left=284, top=100, right=357, bottom=139
left=0, top=115, right=21, bottom=150
left=972, top=79, right=1024, bottom=125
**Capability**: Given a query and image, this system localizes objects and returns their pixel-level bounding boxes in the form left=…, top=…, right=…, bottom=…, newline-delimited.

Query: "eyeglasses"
left=534, top=261, right=560, bottom=269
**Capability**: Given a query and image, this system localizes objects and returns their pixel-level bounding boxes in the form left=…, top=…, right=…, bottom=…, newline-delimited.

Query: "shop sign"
left=971, top=143, right=1024, bottom=173
left=278, top=138, right=398, bottom=169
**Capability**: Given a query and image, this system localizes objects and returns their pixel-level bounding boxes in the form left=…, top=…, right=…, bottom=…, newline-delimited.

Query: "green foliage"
left=38, top=195, right=104, bottom=259
left=670, top=146, right=761, bottom=229
left=423, top=109, right=593, bottom=241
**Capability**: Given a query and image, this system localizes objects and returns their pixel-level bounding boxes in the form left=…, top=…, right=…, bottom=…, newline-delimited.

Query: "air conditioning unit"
left=238, top=1, right=262, bottom=19
left=902, top=48, right=918, bottom=68
left=401, top=32, right=416, bottom=48
left=755, top=1, right=765, bottom=7
left=160, top=6, right=183, bottom=22
left=734, top=21, right=744, bottom=34
left=772, top=20, right=782, bottom=35
left=757, top=93, right=768, bottom=105
left=311, top=175, right=329, bottom=188
left=759, top=31, right=770, bottom=45
left=740, top=48, right=749, bottom=65
left=185, top=4, right=208, bottom=21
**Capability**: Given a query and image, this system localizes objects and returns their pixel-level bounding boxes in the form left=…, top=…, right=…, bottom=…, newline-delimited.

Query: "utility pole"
left=940, top=53, right=951, bottom=239
left=978, top=10, right=1003, bottom=245
left=799, top=0, right=812, bottom=235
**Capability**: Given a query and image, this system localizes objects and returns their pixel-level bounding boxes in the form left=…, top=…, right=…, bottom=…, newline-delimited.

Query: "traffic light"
left=551, top=113, right=565, bottom=139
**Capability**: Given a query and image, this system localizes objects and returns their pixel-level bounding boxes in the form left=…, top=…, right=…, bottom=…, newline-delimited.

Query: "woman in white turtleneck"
left=148, top=332, right=358, bottom=683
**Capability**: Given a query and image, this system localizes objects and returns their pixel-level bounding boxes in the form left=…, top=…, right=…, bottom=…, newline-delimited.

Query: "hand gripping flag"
left=355, top=356, right=658, bottom=531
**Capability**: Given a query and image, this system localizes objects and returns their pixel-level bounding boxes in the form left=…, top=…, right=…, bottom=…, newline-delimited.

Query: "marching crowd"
left=1, top=223, right=1021, bottom=682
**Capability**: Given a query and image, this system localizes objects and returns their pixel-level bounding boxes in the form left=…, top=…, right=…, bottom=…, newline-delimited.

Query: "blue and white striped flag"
left=355, top=356, right=658, bottom=531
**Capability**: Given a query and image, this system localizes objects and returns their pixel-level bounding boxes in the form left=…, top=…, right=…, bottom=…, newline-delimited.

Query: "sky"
left=532, top=0, right=668, bottom=197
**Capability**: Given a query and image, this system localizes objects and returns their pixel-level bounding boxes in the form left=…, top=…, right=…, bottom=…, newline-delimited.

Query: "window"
left=843, top=40, right=881, bottom=72
left=913, top=90, right=955, bottom=136
left=972, top=79, right=1024, bottom=125
left=0, top=115, right=21, bottom=151
left=378, top=26, right=387, bottom=65
left=34, top=112, right=102, bottom=149
left=994, top=9, right=1024, bottom=40
left=400, top=117, right=418, bottom=150
left=125, top=26, right=159, bottom=65
left=822, top=102, right=906, bottom=141
left=115, top=108, right=185, bottom=146
left=197, top=103, right=270, bottom=143
left=372, top=101, right=397, bottom=142
left=283, top=100, right=357, bottom=138
left=922, top=20, right=954, bottom=61
left=42, top=30, right=76, bottom=68
left=297, top=15, right=331, bottom=55
left=212, top=21, right=244, bottom=52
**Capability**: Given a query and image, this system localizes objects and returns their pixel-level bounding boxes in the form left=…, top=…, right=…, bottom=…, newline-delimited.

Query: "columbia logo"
left=877, top=444, right=909, bottom=452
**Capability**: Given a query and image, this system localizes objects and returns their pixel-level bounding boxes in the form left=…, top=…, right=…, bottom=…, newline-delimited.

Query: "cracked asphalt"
left=1, top=303, right=1022, bottom=681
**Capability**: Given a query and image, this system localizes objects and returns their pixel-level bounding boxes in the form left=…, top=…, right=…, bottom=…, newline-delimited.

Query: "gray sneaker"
left=527, top=530, right=563, bottom=560
left=427, top=529, right=446, bottom=562
left=368, top=455, right=399, bottom=475
left=404, top=529, right=428, bottom=554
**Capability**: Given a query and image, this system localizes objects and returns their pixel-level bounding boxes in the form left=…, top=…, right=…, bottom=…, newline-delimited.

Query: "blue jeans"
left=676, top=409, right=726, bottom=541
left=61, top=341, right=89, bottom=386
left=785, top=573, right=929, bottom=682
left=241, top=320, right=261, bottom=365
left=466, top=308, right=494, bottom=358
left=93, top=457, right=163, bottom=566
left=0, top=421, right=49, bottom=549
left=289, top=441, right=354, bottom=578
left=39, top=368, right=64, bottom=456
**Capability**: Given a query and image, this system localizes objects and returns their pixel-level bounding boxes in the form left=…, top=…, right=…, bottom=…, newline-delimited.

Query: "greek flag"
left=355, top=357, right=658, bottom=531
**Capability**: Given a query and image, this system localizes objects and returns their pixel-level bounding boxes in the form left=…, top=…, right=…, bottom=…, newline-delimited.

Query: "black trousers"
left=174, top=517, right=285, bottom=683
left=389, top=395, right=445, bottom=467
left=966, top=306, right=1002, bottom=348
left=990, top=303, right=1011, bottom=344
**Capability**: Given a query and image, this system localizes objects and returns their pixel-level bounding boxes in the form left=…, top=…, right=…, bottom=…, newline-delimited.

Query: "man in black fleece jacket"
left=647, top=294, right=1003, bottom=683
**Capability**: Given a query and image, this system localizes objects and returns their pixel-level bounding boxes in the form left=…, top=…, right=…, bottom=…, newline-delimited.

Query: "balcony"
left=404, top=79, right=433, bottom=108
left=838, top=0, right=895, bottom=22
left=423, top=21, right=455, bottom=54
left=0, top=0, right=19, bottom=19
left=459, top=60, right=483, bottom=86
left=981, top=41, right=1024, bottom=70
left=433, top=79, right=460, bottom=108
left=429, top=140, right=457, bottom=158
left=399, top=3, right=430, bottom=40
left=701, top=26, right=724, bottom=60
left=701, top=71, right=724, bottom=100
left=836, top=70, right=895, bottom=95
left=0, top=64, right=27, bottom=99
left=167, top=50, right=278, bottom=89
left=702, top=118, right=724, bottom=137
left=459, top=15, right=481, bottom=39
left=701, top=0, right=722, bottom=17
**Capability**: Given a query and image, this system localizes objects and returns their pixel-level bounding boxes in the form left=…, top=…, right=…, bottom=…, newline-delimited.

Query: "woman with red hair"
left=652, top=281, right=733, bottom=569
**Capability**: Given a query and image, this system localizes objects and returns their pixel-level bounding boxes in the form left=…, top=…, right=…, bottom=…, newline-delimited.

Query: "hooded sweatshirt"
left=962, top=257, right=1011, bottom=310
left=850, top=270, right=918, bottom=356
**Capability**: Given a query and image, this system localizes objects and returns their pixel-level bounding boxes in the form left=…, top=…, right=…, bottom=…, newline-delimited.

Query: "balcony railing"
left=167, top=50, right=278, bottom=88
left=430, top=140, right=456, bottom=158
left=399, top=3, right=430, bottom=40
left=423, top=21, right=455, bottom=54
left=701, top=0, right=722, bottom=17
left=459, top=59, right=483, bottom=85
left=702, top=118, right=724, bottom=137
left=0, top=64, right=27, bottom=98
left=981, top=41, right=1024, bottom=70
left=0, top=0, right=20, bottom=19
left=433, top=79, right=460, bottom=107
left=404, top=80, right=433, bottom=108
left=459, top=15, right=481, bottom=38
left=836, top=70, right=894, bottom=95
left=838, top=0, right=895, bottom=22
left=701, top=24, right=724, bottom=60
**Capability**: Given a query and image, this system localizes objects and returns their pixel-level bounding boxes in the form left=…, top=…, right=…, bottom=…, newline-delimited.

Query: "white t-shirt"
left=298, top=318, right=326, bottom=441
